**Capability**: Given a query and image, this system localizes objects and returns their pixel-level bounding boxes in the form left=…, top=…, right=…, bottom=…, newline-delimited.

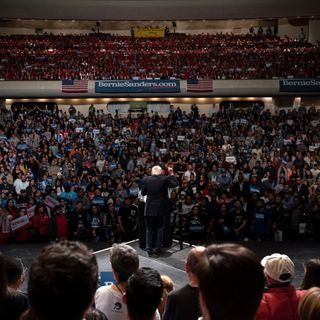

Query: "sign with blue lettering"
left=100, top=271, right=115, bottom=287
left=279, top=79, right=320, bottom=92
left=95, top=80, right=180, bottom=93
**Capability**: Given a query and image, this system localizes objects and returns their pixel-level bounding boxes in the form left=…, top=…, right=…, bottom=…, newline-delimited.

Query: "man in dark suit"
left=292, top=176, right=309, bottom=202
left=141, top=165, right=179, bottom=256
left=231, top=172, right=250, bottom=200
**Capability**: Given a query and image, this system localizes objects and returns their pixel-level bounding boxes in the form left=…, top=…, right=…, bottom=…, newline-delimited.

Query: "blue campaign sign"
left=100, top=271, right=115, bottom=287
left=95, top=80, right=180, bottom=93
left=279, top=79, right=320, bottom=92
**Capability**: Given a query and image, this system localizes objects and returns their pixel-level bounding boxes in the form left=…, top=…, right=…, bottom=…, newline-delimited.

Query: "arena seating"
left=0, top=33, right=319, bottom=80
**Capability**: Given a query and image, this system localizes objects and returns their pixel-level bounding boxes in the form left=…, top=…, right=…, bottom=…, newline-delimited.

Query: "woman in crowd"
left=299, top=287, right=320, bottom=320
left=104, top=202, right=120, bottom=243
left=31, top=203, right=49, bottom=242
left=214, top=203, right=234, bottom=241
left=6, top=198, right=18, bottom=219
left=14, top=208, right=32, bottom=243
left=49, top=206, right=69, bottom=241
left=159, top=275, right=174, bottom=318
left=300, top=259, right=320, bottom=290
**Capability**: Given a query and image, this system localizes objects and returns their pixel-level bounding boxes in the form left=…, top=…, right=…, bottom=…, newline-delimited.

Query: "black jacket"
left=141, top=175, right=179, bottom=217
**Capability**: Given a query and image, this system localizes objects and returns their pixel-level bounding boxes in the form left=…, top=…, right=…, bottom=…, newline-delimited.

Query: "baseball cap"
left=261, top=253, right=294, bottom=283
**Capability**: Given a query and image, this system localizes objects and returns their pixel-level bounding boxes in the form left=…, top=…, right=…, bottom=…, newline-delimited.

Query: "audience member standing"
left=300, top=259, right=320, bottom=290
left=163, top=246, right=205, bottom=320
left=125, top=267, right=163, bottom=320
left=20, top=241, right=99, bottom=320
left=95, top=243, right=139, bottom=320
left=0, top=254, right=29, bottom=320
left=5, top=256, right=28, bottom=294
left=270, top=195, right=288, bottom=242
left=197, top=243, right=265, bottom=320
left=69, top=200, right=89, bottom=241
left=159, top=275, right=174, bottom=318
left=118, top=196, right=138, bottom=241
left=256, top=253, right=305, bottom=320
left=299, top=287, right=320, bottom=320
left=13, top=174, right=29, bottom=195
left=31, top=204, right=50, bottom=242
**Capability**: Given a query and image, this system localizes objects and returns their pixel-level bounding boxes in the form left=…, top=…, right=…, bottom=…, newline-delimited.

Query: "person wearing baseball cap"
left=262, top=253, right=295, bottom=283
left=256, top=253, right=305, bottom=320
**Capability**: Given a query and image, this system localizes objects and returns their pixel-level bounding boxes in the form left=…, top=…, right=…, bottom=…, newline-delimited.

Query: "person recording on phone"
left=141, top=165, right=179, bottom=256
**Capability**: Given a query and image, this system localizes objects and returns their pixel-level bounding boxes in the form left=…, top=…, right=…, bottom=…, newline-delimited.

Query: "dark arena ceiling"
left=1, top=0, right=320, bottom=21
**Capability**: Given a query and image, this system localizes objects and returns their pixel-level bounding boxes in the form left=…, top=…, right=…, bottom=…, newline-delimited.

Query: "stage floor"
left=1, top=239, right=320, bottom=291
left=95, top=239, right=189, bottom=288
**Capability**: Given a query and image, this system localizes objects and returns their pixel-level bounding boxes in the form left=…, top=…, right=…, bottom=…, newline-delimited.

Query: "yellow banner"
left=134, top=27, right=164, bottom=38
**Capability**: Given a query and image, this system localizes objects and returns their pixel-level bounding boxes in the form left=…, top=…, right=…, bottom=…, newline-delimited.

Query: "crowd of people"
left=0, top=102, right=320, bottom=245
left=0, top=33, right=319, bottom=80
left=2, top=241, right=320, bottom=320
left=1, top=17, right=320, bottom=320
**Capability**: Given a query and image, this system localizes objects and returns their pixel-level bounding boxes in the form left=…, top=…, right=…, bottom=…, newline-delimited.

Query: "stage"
left=95, top=239, right=189, bottom=288
left=1, top=239, right=320, bottom=291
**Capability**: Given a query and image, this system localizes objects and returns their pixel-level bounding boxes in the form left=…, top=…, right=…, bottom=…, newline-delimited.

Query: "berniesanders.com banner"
left=279, top=79, right=320, bottom=92
left=95, top=80, right=180, bottom=93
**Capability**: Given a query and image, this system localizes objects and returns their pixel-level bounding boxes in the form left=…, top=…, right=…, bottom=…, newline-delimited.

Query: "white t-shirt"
left=95, top=285, right=128, bottom=320
left=13, top=179, right=29, bottom=195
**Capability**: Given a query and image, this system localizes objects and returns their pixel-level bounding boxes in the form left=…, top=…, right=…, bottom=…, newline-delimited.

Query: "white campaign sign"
left=11, top=215, right=29, bottom=232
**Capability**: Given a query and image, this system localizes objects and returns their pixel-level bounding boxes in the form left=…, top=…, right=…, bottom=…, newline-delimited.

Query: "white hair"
left=151, top=165, right=163, bottom=176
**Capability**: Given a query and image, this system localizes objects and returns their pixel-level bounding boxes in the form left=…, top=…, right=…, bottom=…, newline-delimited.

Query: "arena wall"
left=5, top=95, right=320, bottom=119
left=309, top=19, right=320, bottom=44
left=277, top=18, right=308, bottom=39
left=0, top=18, right=309, bottom=38
left=0, top=80, right=312, bottom=98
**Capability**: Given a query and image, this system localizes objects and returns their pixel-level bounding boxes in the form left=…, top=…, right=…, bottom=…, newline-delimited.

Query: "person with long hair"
left=300, top=259, right=320, bottom=290
left=299, top=287, right=320, bottom=320
left=104, top=202, right=120, bottom=243
left=0, top=207, right=14, bottom=244
left=32, top=203, right=50, bottom=241
left=160, top=274, right=174, bottom=317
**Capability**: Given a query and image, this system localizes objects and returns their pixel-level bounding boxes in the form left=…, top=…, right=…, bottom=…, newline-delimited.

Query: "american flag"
left=187, top=79, right=213, bottom=92
left=61, top=79, right=88, bottom=93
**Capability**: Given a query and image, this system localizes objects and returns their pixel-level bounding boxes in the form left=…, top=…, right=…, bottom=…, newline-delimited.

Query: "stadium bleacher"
left=0, top=33, right=319, bottom=81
